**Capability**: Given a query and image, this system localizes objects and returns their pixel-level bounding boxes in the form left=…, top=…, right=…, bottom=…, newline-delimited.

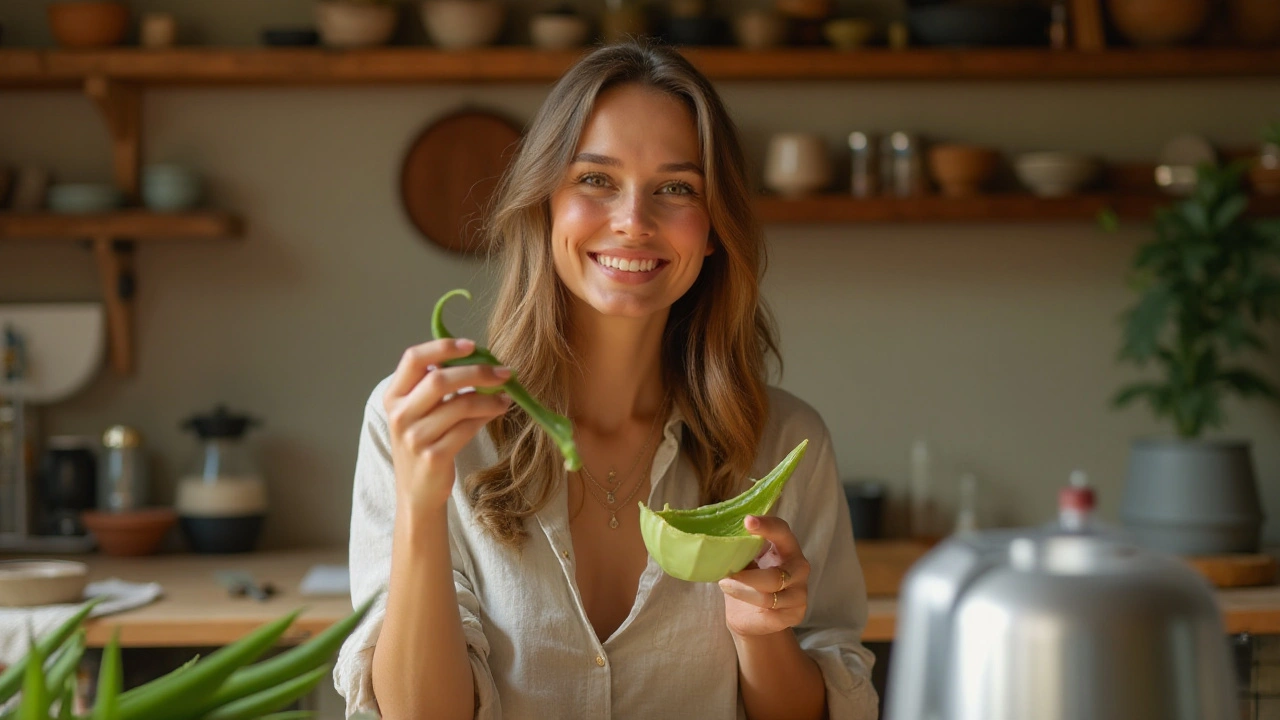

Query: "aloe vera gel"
left=640, top=439, right=808, bottom=582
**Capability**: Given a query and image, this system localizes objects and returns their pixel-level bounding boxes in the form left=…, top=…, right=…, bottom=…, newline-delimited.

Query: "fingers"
left=384, top=338, right=478, bottom=401
left=718, top=576, right=807, bottom=613
left=398, top=392, right=511, bottom=454
left=743, top=515, right=803, bottom=560
left=394, top=363, right=511, bottom=430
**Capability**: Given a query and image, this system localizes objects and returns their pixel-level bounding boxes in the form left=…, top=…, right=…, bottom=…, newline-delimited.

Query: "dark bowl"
left=261, top=27, right=320, bottom=46
left=908, top=4, right=1049, bottom=47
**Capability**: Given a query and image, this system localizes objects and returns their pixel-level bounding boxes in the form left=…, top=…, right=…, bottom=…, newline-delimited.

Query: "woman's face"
left=550, top=83, right=713, bottom=322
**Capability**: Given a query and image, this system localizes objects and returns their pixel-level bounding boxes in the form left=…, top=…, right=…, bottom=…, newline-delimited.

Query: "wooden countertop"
left=7, top=547, right=1280, bottom=647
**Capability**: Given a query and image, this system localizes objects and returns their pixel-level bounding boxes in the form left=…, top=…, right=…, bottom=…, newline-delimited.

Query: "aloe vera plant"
left=640, top=439, right=809, bottom=582
left=2, top=596, right=376, bottom=720
left=431, top=288, right=582, bottom=471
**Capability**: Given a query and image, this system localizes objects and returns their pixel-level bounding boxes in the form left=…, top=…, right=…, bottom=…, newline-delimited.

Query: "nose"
left=610, top=189, right=657, bottom=240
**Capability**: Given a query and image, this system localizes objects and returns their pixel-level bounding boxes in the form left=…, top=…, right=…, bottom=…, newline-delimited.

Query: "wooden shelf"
left=753, top=193, right=1280, bottom=224
left=3, top=47, right=1280, bottom=87
left=0, top=210, right=243, bottom=238
left=0, top=211, right=243, bottom=376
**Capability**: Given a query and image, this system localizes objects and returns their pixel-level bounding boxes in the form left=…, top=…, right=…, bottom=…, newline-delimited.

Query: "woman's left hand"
left=717, top=515, right=809, bottom=637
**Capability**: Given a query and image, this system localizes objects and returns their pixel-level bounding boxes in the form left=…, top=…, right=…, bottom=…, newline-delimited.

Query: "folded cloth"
left=0, top=578, right=164, bottom=667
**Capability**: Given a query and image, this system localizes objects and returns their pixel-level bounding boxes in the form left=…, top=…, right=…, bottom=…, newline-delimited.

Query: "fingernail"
left=745, top=515, right=761, bottom=530
left=494, top=366, right=512, bottom=379
left=498, top=392, right=513, bottom=404
left=456, top=338, right=475, bottom=352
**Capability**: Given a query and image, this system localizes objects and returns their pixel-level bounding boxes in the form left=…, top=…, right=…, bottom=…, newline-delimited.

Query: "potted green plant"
left=1106, top=155, right=1280, bottom=555
left=0, top=596, right=374, bottom=719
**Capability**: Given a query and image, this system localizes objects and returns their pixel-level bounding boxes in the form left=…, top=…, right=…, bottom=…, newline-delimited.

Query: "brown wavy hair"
left=470, top=40, right=780, bottom=547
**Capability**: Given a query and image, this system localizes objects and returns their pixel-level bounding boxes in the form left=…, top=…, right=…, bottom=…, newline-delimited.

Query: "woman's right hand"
left=383, top=338, right=512, bottom=514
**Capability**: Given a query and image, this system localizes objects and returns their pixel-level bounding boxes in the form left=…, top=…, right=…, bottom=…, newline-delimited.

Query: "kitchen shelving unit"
left=1, top=45, right=1278, bottom=374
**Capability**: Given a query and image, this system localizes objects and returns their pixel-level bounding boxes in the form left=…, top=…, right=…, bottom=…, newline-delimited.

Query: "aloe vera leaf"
left=653, top=439, right=808, bottom=536
left=42, top=630, right=85, bottom=704
left=116, top=655, right=198, bottom=707
left=196, top=665, right=329, bottom=720
left=89, top=630, right=121, bottom=720
left=431, top=288, right=582, bottom=471
left=54, top=677, right=73, bottom=720
left=198, top=596, right=375, bottom=713
left=115, top=610, right=301, bottom=720
left=0, top=600, right=103, bottom=705
left=16, top=626, right=49, bottom=720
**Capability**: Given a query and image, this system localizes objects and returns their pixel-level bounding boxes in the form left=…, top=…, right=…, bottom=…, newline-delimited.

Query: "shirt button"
left=562, top=550, right=570, bottom=559
left=595, top=655, right=606, bottom=667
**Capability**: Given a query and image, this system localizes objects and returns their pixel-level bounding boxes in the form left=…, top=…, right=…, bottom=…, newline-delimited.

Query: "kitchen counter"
left=8, top=547, right=1280, bottom=646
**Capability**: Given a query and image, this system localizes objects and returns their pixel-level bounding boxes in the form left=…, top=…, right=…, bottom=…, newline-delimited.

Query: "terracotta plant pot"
left=1228, top=0, right=1280, bottom=46
left=47, top=1, right=129, bottom=49
left=81, top=507, right=177, bottom=557
left=1108, top=0, right=1210, bottom=46
left=928, top=144, right=1001, bottom=197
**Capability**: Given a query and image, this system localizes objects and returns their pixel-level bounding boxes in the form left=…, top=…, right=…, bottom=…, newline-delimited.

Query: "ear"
left=704, top=233, right=716, bottom=257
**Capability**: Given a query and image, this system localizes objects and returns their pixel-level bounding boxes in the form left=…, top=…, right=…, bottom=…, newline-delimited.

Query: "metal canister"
left=100, top=425, right=148, bottom=511
left=848, top=131, right=880, bottom=198
left=885, top=131, right=928, bottom=197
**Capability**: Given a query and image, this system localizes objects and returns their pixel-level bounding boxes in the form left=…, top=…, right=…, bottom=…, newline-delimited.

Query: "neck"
left=567, top=300, right=668, bottom=433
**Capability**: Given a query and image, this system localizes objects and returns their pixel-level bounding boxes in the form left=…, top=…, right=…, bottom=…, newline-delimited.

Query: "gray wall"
left=3, top=1, right=1280, bottom=552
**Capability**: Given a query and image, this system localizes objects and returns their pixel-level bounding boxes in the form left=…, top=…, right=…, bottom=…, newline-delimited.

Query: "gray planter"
left=1120, top=438, right=1264, bottom=556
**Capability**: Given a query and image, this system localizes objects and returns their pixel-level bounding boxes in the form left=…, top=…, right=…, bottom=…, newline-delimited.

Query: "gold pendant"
left=607, top=469, right=617, bottom=484
left=606, top=491, right=616, bottom=504
left=609, top=515, right=620, bottom=529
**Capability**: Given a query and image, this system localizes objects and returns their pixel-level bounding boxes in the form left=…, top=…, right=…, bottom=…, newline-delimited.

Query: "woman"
left=335, top=41, right=876, bottom=720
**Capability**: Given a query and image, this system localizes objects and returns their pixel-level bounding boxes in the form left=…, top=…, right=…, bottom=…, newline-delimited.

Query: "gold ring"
left=777, top=568, right=790, bottom=592
left=771, top=591, right=778, bottom=610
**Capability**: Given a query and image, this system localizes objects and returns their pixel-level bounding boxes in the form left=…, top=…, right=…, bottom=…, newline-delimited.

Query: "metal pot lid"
left=182, top=404, right=259, bottom=439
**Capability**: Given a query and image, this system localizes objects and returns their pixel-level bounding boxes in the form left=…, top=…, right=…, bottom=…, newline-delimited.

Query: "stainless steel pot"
left=885, top=528, right=1239, bottom=720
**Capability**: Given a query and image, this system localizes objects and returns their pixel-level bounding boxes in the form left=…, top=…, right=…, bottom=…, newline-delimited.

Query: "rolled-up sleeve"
left=788, top=432, right=879, bottom=720
left=333, top=382, right=502, bottom=719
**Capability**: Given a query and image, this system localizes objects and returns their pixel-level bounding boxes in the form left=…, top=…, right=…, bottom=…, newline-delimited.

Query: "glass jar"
left=101, top=425, right=148, bottom=512
left=175, top=405, right=266, bottom=554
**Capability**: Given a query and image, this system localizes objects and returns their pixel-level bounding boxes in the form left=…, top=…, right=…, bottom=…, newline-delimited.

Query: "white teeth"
left=595, top=254, right=659, bottom=273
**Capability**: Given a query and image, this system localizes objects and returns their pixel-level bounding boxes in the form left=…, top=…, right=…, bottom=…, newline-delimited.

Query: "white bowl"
left=420, top=0, right=504, bottom=50
left=0, top=560, right=88, bottom=607
left=530, top=13, right=588, bottom=50
left=315, top=0, right=397, bottom=48
left=1014, top=152, right=1098, bottom=197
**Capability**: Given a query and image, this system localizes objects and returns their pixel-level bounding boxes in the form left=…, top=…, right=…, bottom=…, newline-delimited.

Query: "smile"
left=589, top=253, right=667, bottom=274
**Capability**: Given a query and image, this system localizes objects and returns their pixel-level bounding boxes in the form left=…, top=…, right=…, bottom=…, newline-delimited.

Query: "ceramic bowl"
left=1108, top=0, right=1210, bottom=46
left=82, top=507, right=177, bottom=557
left=142, top=163, right=203, bottom=211
left=315, top=0, right=397, bottom=48
left=48, top=1, right=129, bottom=49
left=47, top=183, right=124, bottom=214
left=928, top=144, right=1001, bottom=196
left=764, top=133, right=832, bottom=198
left=733, top=9, right=786, bottom=50
left=420, top=0, right=505, bottom=50
left=1014, top=152, right=1099, bottom=197
left=823, top=18, right=876, bottom=49
left=0, top=560, right=88, bottom=607
left=530, top=13, right=589, bottom=50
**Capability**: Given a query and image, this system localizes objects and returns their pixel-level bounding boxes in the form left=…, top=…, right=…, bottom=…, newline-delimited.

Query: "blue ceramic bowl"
left=47, top=183, right=124, bottom=214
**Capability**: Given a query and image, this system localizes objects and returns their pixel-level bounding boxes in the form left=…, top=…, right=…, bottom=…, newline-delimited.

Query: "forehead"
left=574, top=83, right=701, bottom=164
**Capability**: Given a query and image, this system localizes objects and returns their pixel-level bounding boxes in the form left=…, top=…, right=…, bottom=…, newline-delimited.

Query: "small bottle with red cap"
left=1059, top=469, right=1097, bottom=533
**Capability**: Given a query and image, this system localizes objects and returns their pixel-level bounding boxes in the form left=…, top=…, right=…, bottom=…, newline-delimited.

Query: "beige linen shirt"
left=334, top=378, right=878, bottom=719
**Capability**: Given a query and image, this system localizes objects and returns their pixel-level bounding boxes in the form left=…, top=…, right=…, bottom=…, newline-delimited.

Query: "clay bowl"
left=48, top=1, right=129, bottom=49
left=82, top=507, right=176, bottom=557
left=0, top=560, right=88, bottom=607
left=1108, top=0, right=1210, bottom=46
left=928, top=144, right=1001, bottom=197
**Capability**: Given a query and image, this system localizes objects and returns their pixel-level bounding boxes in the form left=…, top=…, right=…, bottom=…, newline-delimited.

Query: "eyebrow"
left=571, top=152, right=704, bottom=176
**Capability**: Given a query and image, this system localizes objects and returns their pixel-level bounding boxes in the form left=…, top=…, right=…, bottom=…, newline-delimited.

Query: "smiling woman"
left=335, top=40, right=877, bottom=720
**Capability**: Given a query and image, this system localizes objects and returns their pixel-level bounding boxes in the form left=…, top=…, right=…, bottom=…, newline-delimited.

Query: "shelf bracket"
left=84, top=75, right=142, bottom=202
left=92, top=236, right=136, bottom=376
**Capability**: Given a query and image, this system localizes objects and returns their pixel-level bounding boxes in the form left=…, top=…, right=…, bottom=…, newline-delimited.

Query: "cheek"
left=663, top=206, right=712, bottom=256
left=551, top=194, right=606, bottom=245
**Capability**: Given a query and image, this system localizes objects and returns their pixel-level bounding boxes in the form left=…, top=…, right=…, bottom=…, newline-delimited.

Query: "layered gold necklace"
left=575, top=401, right=665, bottom=529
